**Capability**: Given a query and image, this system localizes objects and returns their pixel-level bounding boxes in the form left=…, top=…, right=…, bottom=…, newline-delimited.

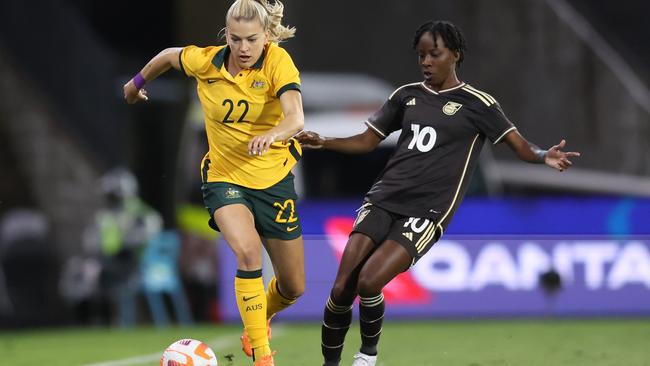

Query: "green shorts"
left=201, top=173, right=302, bottom=240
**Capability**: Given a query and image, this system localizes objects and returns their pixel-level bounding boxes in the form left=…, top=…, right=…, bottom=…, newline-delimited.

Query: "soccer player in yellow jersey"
left=123, top=1, right=303, bottom=365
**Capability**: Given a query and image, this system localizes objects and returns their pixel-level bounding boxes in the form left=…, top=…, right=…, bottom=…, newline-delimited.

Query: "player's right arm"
left=296, top=128, right=382, bottom=154
left=123, top=47, right=183, bottom=104
left=298, top=86, right=401, bottom=153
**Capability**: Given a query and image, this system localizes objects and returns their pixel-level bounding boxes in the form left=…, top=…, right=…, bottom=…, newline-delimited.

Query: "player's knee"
left=234, top=245, right=262, bottom=270
left=356, top=272, right=382, bottom=297
left=276, top=276, right=304, bottom=299
left=331, top=281, right=355, bottom=305
left=281, top=282, right=304, bottom=299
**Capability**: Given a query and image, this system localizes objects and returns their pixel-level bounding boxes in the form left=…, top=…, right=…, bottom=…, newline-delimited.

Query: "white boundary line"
left=82, top=352, right=165, bottom=366
left=82, top=326, right=286, bottom=366
left=81, top=334, right=238, bottom=366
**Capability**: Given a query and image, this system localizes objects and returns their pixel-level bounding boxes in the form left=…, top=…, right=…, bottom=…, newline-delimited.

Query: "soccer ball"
left=160, top=339, right=218, bottom=366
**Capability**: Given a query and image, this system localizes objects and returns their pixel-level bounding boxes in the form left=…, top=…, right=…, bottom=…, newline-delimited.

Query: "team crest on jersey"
left=442, top=101, right=463, bottom=115
left=250, top=80, right=266, bottom=89
left=224, top=187, right=242, bottom=199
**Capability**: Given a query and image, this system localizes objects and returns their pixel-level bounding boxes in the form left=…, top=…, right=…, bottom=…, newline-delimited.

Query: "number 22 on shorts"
left=273, top=199, right=297, bottom=224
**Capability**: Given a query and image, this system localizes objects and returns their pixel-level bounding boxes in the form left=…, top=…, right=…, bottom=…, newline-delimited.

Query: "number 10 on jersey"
left=407, top=124, right=437, bottom=152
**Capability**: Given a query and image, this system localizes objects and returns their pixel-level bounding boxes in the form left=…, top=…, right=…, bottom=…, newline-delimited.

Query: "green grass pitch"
left=2, top=319, right=649, bottom=366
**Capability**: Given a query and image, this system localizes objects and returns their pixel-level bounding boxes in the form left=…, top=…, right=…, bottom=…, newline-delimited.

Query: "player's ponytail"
left=226, top=0, right=296, bottom=43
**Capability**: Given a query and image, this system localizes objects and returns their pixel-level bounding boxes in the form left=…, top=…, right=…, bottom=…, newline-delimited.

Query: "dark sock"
left=359, top=293, right=384, bottom=356
left=321, top=294, right=353, bottom=365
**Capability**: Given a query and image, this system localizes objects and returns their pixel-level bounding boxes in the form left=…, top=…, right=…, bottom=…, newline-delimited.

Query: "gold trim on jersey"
left=407, top=133, right=475, bottom=268
left=436, top=224, right=444, bottom=240
left=415, top=221, right=437, bottom=253
left=420, top=82, right=466, bottom=95
left=364, top=120, right=387, bottom=139
left=402, top=129, right=475, bottom=269
left=465, top=85, right=496, bottom=104
left=388, top=82, right=421, bottom=100
left=494, top=126, right=517, bottom=145
left=461, top=85, right=496, bottom=106
left=437, top=134, right=481, bottom=228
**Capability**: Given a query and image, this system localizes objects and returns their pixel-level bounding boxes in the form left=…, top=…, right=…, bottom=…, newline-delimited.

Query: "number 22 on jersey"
left=222, top=98, right=249, bottom=123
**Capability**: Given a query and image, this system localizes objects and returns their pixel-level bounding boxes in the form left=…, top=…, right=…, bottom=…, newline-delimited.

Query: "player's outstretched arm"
left=248, top=90, right=305, bottom=155
left=295, top=128, right=382, bottom=154
left=503, top=130, right=581, bottom=172
left=123, top=47, right=183, bottom=104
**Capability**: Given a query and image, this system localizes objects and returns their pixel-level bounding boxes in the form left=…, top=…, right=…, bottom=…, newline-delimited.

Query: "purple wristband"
left=133, top=73, right=146, bottom=89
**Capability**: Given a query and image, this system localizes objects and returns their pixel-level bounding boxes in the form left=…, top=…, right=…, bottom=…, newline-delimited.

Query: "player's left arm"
left=503, top=130, right=581, bottom=171
left=248, top=90, right=304, bottom=155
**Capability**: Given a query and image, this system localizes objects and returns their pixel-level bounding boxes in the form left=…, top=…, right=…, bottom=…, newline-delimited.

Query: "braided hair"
left=412, top=20, right=466, bottom=67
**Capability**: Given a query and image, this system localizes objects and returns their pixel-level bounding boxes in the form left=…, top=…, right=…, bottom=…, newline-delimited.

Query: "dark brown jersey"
left=364, top=82, right=516, bottom=232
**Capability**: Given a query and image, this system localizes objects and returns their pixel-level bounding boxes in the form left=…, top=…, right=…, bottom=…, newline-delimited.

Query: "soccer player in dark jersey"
left=296, top=20, right=580, bottom=366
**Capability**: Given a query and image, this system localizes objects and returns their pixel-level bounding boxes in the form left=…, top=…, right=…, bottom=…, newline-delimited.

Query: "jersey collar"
left=211, top=45, right=266, bottom=70
left=420, top=82, right=466, bottom=95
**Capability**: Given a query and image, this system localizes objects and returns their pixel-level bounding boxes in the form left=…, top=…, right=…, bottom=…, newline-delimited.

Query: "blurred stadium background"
left=0, top=0, right=649, bottom=365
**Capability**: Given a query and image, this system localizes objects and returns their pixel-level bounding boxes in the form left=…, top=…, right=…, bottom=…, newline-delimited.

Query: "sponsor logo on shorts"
left=287, top=225, right=299, bottom=232
left=224, top=187, right=241, bottom=199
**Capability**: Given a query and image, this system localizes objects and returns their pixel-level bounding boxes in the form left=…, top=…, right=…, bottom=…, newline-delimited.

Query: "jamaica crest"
left=442, top=101, right=463, bottom=116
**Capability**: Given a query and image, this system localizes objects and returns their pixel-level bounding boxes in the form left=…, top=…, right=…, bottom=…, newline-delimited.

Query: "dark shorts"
left=351, top=202, right=442, bottom=266
left=201, top=173, right=302, bottom=240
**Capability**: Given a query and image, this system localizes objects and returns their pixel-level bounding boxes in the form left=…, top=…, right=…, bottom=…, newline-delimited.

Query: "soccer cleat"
left=240, top=330, right=252, bottom=358
left=351, top=352, right=377, bottom=366
left=253, top=351, right=276, bottom=366
left=241, top=320, right=273, bottom=357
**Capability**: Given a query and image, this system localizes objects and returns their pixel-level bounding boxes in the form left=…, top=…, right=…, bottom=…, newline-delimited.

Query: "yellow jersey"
left=180, top=42, right=302, bottom=189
